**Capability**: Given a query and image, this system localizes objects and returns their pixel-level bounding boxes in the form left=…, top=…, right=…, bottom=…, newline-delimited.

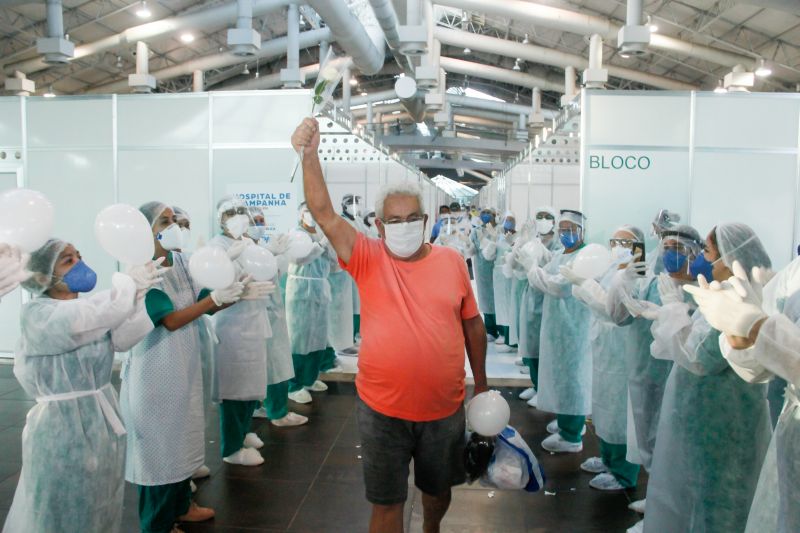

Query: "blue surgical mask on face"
left=61, top=260, right=97, bottom=293
left=503, top=220, right=515, bottom=232
left=560, top=232, right=580, bottom=249
left=662, top=250, right=688, bottom=273
left=689, top=252, right=715, bottom=281
left=480, top=213, right=492, bottom=224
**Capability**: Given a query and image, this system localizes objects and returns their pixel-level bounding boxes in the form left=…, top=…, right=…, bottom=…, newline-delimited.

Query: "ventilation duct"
left=228, top=0, right=261, bottom=56
left=583, top=34, right=607, bottom=89
left=4, top=71, right=35, bottom=96
left=617, top=0, right=650, bottom=57
left=37, top=0, right=74, bottom=64
left=128, top=41, right=157, bottom=93
left=281, top=3, right=303, bottom=87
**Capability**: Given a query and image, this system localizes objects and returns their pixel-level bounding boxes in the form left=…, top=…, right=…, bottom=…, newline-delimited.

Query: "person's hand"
left=291, top=117, right=320, bottom=158
left=622, top=259, right=647, bottom=284
left=126, top=258, right=169, bottom=291
left=623, top=298, right=661, bottom=320
left=725, top=261, right=768, bottom=308
left=241, top=281, right=276, bottom=300
left=473, top=383, right=489, bottom=396
left=227, top=239, right=249, bottom=261
left=0, top=244, right=30, bottom=298
left=559, top=265, right=586, bottom=286
left=657, top=273, right=683, bottom=305
left=266, top=234, right=291, bottom=255
left=210, top=280, right=245, bottom=306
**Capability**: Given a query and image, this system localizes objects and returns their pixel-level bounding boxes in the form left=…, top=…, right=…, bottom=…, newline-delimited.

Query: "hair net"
left=503, top=210, right=515, bottom=220
left=22, top=238, right=68, bottom=295
left=714, top=222, right=772, bottom=274
left=616, top=224, right=645, bottom=243
left=449, top=202, right=462, bottom=211
left=535, top=206, right=557, bottom=219
left=173, top=206, right=190, bottom=223
left=661, top=224, right=703, bottom=256
left=558, top=209, right=585, bottom=228
left=248, top=206, right=264, bottom=218
left=139, top=201, right=170, bottom=228
left=216, top=196, right=249, bottom=227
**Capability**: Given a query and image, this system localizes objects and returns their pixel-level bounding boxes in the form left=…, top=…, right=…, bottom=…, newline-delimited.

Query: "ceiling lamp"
left=522, top=33, right=529, bottom=45
left=512, top=59, right=521, bottom=71
left=647, top=15, right=658, bottom=33
left=349, top=77, right=358, bottom=86
left=242, top=64, right=250, bottom=75
left=43, top=85, right=56, bottom=98
left=180, top=33, right=195, bottom=44
left=135, top=1, right=151, bottom=19
left=714, top=79, right=727, bottom=94
left=463, top=47, right=471, bottom=55
left=755, top=58, right=772, bottom=77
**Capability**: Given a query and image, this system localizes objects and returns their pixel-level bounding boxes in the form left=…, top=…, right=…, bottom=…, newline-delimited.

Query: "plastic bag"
left=481, top=426, right=545, bottom=492
left=464, top=432, right=495, bottom=483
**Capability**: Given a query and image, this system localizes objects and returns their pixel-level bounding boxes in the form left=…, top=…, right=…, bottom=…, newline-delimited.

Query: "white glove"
left=241, top=281, right=276, bottom=300
left=623, top=298, right=661, bottom=320
left=501, top=260, right=514, bottom=279
left=226, top=239, right=249, bottom=261
left=683, top=263, right=768, bottom=337
left=621, top=260, right=647, bottom=286
left=559, top=265, right=586, bottom=286
left=657, top=273, right=684, bottom=305
left=126, top=258, right=169, bottom=295
left=265, top=234, right=291, bottom=255
left=210, top=280, right=245, bottom=306
left=0, top=244, right=30, bottom=298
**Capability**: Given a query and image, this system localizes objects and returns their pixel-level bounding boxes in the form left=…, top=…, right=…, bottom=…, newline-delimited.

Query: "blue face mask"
left=661, top=250, right=688, bottom=273
left=61, top=260, right=97, bottom=293
left=503, top=220, right=515, bottom=232
left=689, top=252, right=715, bottom=281
left=560, top=231, right=580, bottom=249
left=480, top=213, right=492, bottom=224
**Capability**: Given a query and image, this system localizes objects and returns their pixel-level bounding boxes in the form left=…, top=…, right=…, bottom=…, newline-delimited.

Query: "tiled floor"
left=0, top=361, right=647, bottom=532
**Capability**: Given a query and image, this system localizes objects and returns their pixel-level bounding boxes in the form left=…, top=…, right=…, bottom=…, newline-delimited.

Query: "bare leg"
left=369, top=502, right=404, bottom=533
left=422, top=490, right=452, bottom=533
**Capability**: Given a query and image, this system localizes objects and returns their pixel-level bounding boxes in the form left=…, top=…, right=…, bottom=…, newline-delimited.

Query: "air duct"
left=561, top=66, right=577, bottom=106
left=529, top=87, right=544, bottom=126
left=228, top=0, right=261, bottom=56
left=222, top=62, right=321, bottom=91
left=583, top=34, right=607, bottom=89
left=37, top=0, right=74, bottom=64
left=617, top=0, right=650, bottom=57
left=281, top=3, right=304, bottom=87
left=440, top=57, right=564, bottom=93
left=192, top=70, right=204, bottom=92
left=128, top=41, right=157, bottom=93
left=397, top=0, right=427, bottom=56
left=4, top=71, right=35, bottom=96
left=366, top=0, right=413, bottom=72
left=395, top=75, right=426, bottom=122
left=723, top=64, right=755, bottom=93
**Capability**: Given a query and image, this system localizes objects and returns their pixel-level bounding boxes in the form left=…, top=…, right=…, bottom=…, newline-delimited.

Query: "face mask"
left=503, top=220, right=515, bottom=232
left=301, top=211, right=316, bottom=228
left=480, top=213, right=492, bottom=224
left=612, top=246, right=633, bottom=263
left=560, top=231, right=580, bottom=249
left=225, top=214, right=250, bottom=239
left=383, top=220, right=425, bottom=258
left=366, top=217, right=376, bottom=227
left=180, top=228, right=192, bottom=250
left=60, top=260, right=97, bottom=293
left=535, top=219, right=554, bottom=235
left=345, top=204, right=360, bottom=217
left=689, top=252, right=715, bottom=281
left=662, top=250, right=688, bottom=274
left=247, top=225, right=266, bottom=241
left=157, top=223, right=183, bottom=251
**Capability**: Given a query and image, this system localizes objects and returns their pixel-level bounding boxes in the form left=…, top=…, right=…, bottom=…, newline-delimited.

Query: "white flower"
left=319, top=66, right=339, bottom=83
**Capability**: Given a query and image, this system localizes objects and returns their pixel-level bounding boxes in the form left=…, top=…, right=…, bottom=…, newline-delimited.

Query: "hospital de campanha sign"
left=589, top=154, right=652, bottom=170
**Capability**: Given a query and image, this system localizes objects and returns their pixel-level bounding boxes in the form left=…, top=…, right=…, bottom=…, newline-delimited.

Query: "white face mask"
left=612, top=245, right=634, bottom=263
left=157, top=223, right=183, bottom=251
left=180, top=228, right=192, bottom=250
left=301, top=211, right=317, bottom=228
left=383, top=220, right=425, bottom=258
left=225, top=214, right=250, bottom=239
left=247, top=225, right=266, bottom=241
left=535, top=219, right=554, bottom=236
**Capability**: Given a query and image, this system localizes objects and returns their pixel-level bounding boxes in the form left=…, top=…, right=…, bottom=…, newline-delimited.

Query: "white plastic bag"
left=481, top=426, right=545, bottom=492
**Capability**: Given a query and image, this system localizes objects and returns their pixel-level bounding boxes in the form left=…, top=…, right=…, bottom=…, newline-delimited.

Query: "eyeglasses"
left=222, top=206, right=249, bottom=217
left=382, top=215, right=424, bottom=225
left=609, top=238, right=636, bottom=248
left=535, top=214, right=555, bottom=220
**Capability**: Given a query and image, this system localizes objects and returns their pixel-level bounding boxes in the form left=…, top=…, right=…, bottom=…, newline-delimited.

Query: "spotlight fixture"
left=115, top=55, right=123, bottom=69
left=522, top=33, right=529, bottom=45
left=43, top=85, right=56, bottom=98
left=755, top=58, right=772, bottom=77
left=135, top=1, right=151, bottom=19
left=360, top=91, right=368, bottom=96
left=647, top=15, right=658, bottom=33
left=349, top=77, right=358, bottom=86
left=180, top=33, right=195, bottom=44
left=513, top=59, right=521, bottom=71
left=714, top=79, right=727, bottom=94
left=242, top=64, right=250, bottom=75
left=463, top=47, right=471, bottom=55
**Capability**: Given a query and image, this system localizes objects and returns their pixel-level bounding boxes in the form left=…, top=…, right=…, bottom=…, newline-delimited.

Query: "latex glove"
left=210, top=280, right=245, bottom=306
left=623, top=298, right=661, bottom=320
left=684, top=268, right=767, bottom=338
left=241, top=281, right=276, bottom=300
left=265, top=234, right=291, bottom=255
left=226, top=239, right=249, bottom=261
left=621, top=260, right=647, bottom=286
left=559, top=265, right=586, bottom=286
left=126, top=257, right=169, bottom=293
left=657, top=273, right=683, bottom=305
left=0, top=244, right=30, bottom=298
left=723, top=260, right=768, bottom=308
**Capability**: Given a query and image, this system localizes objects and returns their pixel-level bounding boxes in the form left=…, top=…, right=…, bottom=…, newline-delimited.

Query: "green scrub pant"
left=557, top=414, right=586, bottom=444
left=265, top=380, right=290, bottom=420
left=319, top=345, right=337, bottom=372
left=498, top=325, right=517, bottom=348
left=137, top=479, right=192, bottom=533
left=523, top=357, right=539, bottom=389
left=219, top=399, right=261, bottom=457
left=289, top=349, right=325, bottom=392
left=484, top=313, right=499, bottom=338
left=354, top=314, right=361, bottom=341
left=599, top=438, right=640, bottom=488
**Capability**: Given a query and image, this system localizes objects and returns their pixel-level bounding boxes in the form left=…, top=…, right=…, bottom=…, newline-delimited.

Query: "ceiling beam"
left=381, top=135, right=527, bottom=154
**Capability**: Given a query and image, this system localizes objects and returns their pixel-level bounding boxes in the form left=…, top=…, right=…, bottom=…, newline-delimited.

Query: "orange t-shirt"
left=340, top=233, right=480, bottom=422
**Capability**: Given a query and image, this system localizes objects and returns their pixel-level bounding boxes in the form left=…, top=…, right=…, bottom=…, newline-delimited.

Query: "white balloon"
left=189, top=246, right=236, bottom=290
left=239, top=245, right=278, bottom=281
left=572, top=243, right=613, bottom=280
left=0, top=189, right=55, bottom=252
left=286, top=231, right=314, bottom=260
left=467, top=390, right=511, bottom=437
left=95, top=204, right=154, bottom=266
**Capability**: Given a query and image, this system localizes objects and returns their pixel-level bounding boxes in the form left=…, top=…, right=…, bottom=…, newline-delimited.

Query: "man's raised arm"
left=291, top=118, right=357, bottom=263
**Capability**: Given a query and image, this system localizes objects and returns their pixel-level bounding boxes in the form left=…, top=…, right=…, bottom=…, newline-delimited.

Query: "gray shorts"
left=356, top=397, right=467, bottom=505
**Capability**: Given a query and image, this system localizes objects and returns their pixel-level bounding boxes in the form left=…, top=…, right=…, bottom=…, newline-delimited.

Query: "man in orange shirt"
left=291, top=118, right=488, bottom=533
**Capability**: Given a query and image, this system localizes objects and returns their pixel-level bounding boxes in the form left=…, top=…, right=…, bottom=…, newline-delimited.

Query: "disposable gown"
left=121, top=252, right=205, bottom=486
left=643, top=306, right=771, bottom=533
left=328, top=258, right=355, bottom=352
left=286, top=228, right=331, bottom=355
left=4, top=274, right=152, bottom=533
left=518, top=238, right=560, bottom=359
left=529, top=249, right=592, bottom=415
left=472, top=226, right=497, bottom=314
left=262, top=249, right=294, bottom=385
left=208, top=235, right=270, bottom=401
left=490, top=233, right=516, bottom=327
left=606, top=274, right=674, bottom=469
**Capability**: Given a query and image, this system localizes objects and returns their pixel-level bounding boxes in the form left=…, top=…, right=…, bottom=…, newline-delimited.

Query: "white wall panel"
left=586, top=93, right=690, bottom=147
left=118, top=95, right=209, bottom=147
left=0, top=98, right=22, bottom=147
left=27, top=98, right=112, bottom=148
left=212, top=91, right=309, bottom=145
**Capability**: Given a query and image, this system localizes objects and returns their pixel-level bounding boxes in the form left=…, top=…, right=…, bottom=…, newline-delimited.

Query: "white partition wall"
left=582, top=90, right=800, bottom=268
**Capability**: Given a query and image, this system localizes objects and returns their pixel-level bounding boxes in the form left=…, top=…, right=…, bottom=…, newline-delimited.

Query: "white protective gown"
left=120, top=253, right=205, bottom=486
left=490, top=232, right=516, bottom=328
left=286, top=228, right=332, bottom=355
left=262, top=246, right=295, bottom=385
left=4, top=274, right=151, bottom=533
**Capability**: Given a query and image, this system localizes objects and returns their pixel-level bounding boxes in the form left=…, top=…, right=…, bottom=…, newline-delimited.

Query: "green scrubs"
left=289, top=349, right=326, bottom=392
left=557, top=414, right=586, bottom=444
left=219, top=400, right=261, bottom=457
left=138, top=480, right=192, bottom=533
left=599, top=438, right=640, bottom=488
